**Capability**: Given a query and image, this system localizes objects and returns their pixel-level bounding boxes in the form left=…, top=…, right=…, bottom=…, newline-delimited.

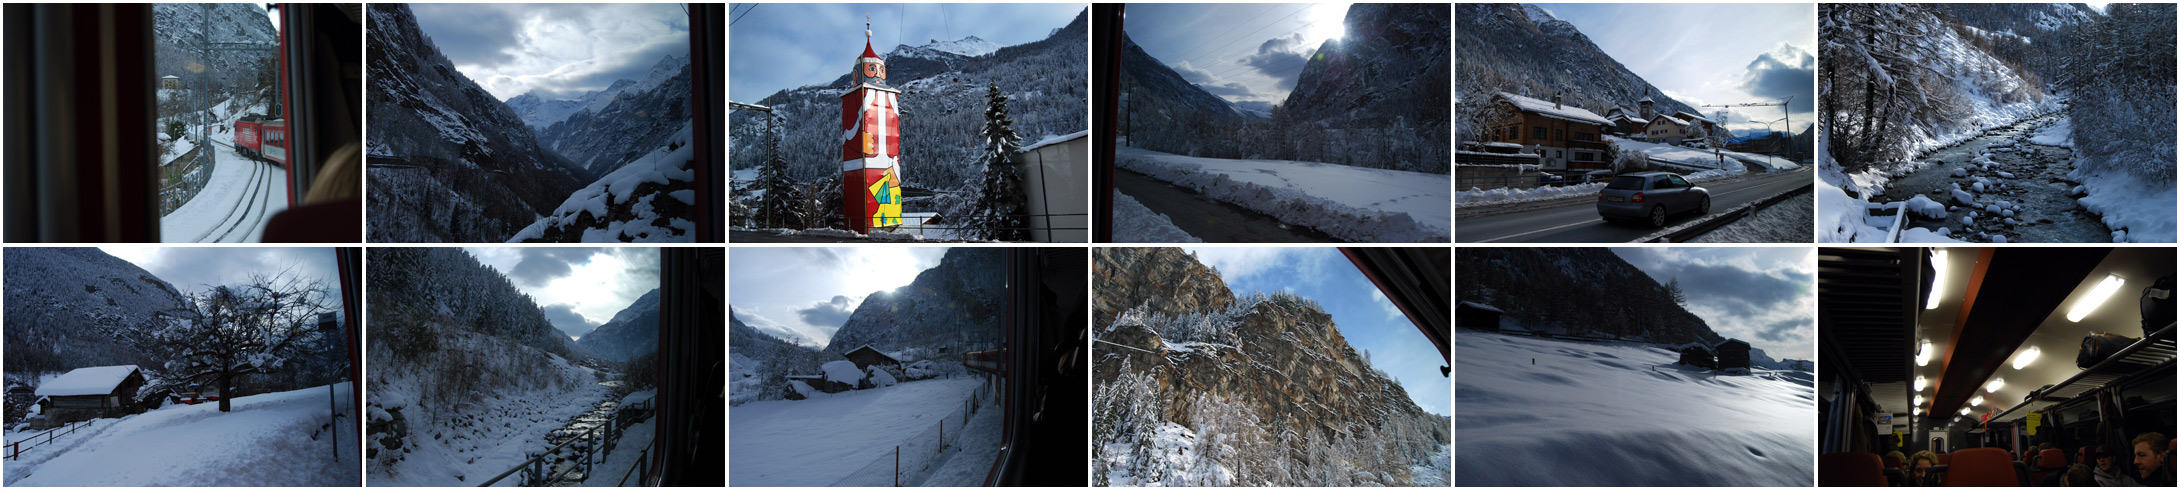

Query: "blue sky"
left=728, top=247, right=950, bottom=348
left=1183, top=247, right=1451, bottom=417
left=1609, top=247, right=1816, bottom=362
left=1535, top=3, right=1815, bottom=135
left=412, top=3, right=688, bottom=101
left=1125, top=3, right=1353, bottom=112
left=728, top=3, right=1084, bottom=101
left=100, top=247, right=339, bottom=295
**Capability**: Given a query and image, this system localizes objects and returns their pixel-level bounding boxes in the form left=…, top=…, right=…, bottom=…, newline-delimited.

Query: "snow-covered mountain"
left=576, top=289, right=659, bottom=362
left=1456, top=3, right=1698, bottom=123
left=535, top=53, right=693, bottom=178
left=1454, top=247, right=1723, bottom=345
left=3, top=248, right=187, bottom=380
left=152, top=3, right=277, bottom=98
left=509, top=122, right=697, bottom=242
left=821, top=248, right=1003, bottom=359
left=729, top=9, right=1087, bottom=196
left=364, top=3, right=590, bottom=243
left=505, top=88, right=610, bottom=132
left=728, top=309, right=831, bottom=404
left=1115, top=31, right=1251, bottom=127
left=894, top=36, right=1003, bottom=59
left=1272, top=3, right=1451, bottom=172
left=364, top=247, right=597, bottom=483
left=1092, top=248, right=1449, bottom=486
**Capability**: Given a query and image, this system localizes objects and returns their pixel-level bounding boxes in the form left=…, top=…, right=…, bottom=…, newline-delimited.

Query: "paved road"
left=1457, top=168, right=1813, bottom=243
left=1115, top=167, right=1340, bottom=243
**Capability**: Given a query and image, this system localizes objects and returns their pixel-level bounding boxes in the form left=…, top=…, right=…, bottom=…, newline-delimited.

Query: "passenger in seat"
left=2061, top=463, right=2093, bottom=486
left=2135, top=432, right=2173, bottom=486
left=2093, top=446, right=2141, bottom=487
left=1908, top=450, right=1944, bottom=486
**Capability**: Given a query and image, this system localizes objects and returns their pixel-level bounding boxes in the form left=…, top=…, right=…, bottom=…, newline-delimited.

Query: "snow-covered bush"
left=865, top=366, right=898, bottom=387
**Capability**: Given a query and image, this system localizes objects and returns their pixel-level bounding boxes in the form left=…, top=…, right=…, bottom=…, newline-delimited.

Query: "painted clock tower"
left=839, top=19, right=903, bottom=233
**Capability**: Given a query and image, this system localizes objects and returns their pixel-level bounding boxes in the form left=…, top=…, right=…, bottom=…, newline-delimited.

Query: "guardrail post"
left=894, top=445, right=900, bottom=487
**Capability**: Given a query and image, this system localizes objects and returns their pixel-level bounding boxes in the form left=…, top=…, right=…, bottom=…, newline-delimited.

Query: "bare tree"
left=141, top=271, right=337, bottom=412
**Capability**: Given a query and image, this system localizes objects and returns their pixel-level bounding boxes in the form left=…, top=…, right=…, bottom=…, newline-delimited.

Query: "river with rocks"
left=1875, top=111, right=2110, bottom=243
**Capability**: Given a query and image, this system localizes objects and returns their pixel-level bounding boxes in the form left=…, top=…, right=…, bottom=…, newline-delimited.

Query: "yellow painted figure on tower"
left=839, top=17, right=903, bottom=233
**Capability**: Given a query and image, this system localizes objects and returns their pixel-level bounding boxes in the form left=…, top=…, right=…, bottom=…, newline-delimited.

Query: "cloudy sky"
left=463, top=247, right=660, bottom=340
left=728, top=247, right=949, bottom=348
left=1538, top=3, right=1815, bottom=135
left=412, top=3, right=688, bottom=101
left=99, top=246, right=342, bottom=299
left=728, top=3, right=1085, bottom=101
left=1182, top=247, right=1450, bottom=417
left=1610, top=247, right=1816, bottom=362
left=1126, top=3, right=1353, bottom=112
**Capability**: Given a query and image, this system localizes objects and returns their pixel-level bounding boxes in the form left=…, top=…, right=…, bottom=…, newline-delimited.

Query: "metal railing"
left=476, top=397, right=653, bottom=487
left=7, top=418, right=96, bottom=460
left=830, top=376, right=996, bottom=486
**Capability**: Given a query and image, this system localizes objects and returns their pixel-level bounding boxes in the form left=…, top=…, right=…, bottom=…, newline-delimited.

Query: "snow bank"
left=2071, top=165, right=2177, bottom=243
left=821, top=360, right=865, bottom=386
left=2028, top=117, right=2073, bottom=147
left=1456, top=333, right=1813, bottom=485
left=1112, top=193, right=1202, bottom=243
left=1117, top=146, right=1448, bottom=242
left=1456, top=182, right=1604, bottom=206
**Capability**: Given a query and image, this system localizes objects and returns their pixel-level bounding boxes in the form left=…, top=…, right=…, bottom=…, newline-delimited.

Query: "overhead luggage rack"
left=1993, top=322, right=2174, bottom=421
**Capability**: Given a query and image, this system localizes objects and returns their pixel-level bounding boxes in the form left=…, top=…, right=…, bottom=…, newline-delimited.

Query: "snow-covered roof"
left=162, top=75, right=180, bottom=79
left=1458, top=301, right=1503, bottom=313
left=1637, top=96, right=1654, bottom=104
left=843, top=344, right=897, bottom=361
left=1673, top=111, right=1714, bottom=123
left=1649, top=114, right=1692, bottom=126
left=36, top=365, right=141, bottom=397
left=1496, top=92, right=1610, bottom=126
left=1021, top=130, right=1088, bottom=153
left=1480, top=142, right=1524, bottom=150
left=1675, top=342, right=1715, bottom=354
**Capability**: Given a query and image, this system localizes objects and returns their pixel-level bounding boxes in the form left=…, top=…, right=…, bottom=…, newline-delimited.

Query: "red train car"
left=232, top=114, right=287, bottom=168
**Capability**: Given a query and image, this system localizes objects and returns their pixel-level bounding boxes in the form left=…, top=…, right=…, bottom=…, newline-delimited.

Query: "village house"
left=842, top=345, right=901, bottom=370
left=1482, top=92, right=1612, bottom=171
left=1643, top=114, right=1702, bottom=145
left=35, top=365, right=147, bottom=423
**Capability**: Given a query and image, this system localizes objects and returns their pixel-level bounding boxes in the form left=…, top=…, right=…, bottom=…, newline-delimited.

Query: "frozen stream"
left=1875, top=112, right=2108, bottom=242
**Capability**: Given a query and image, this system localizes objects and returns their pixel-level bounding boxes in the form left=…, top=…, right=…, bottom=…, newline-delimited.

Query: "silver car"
left=1597, top=172, right=1711, bottom=228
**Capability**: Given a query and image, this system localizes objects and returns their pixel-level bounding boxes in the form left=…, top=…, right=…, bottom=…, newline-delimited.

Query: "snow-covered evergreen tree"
left=753, top=113, right=801, bottom=229
left=963, top=83, right=1026, bottom=241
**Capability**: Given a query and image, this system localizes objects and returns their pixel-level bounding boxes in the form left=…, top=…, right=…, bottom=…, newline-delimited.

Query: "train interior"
left=4, top=3, right=363, bottom=243
left=1818, top=247, right=2177, bottom=486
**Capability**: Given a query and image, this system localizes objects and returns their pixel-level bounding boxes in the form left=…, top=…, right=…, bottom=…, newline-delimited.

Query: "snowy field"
left=368, top=348, right=610, bottom=486
left=1116, top=146, right=1449, bottom=242
left=1456, top=332, right=1814, bottom=486
left=4, top=383, right=358, bottom=486
left=730, top=377, right=990, bottom=486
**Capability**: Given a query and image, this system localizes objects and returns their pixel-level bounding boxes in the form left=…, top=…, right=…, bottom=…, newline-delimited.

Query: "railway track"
left=189, top=142, right=278, bottom=243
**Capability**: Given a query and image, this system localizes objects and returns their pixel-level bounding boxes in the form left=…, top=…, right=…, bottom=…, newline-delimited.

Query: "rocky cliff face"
left=1093, top=247, right=1447, bottom=465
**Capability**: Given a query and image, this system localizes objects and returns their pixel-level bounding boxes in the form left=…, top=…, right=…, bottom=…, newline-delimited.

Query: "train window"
left=155, top=3, right=289, bottom=243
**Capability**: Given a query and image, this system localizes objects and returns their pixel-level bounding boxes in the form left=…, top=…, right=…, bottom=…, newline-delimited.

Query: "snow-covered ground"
left=4, top=383, right=358, bottom=486
left=729, top=377, right=988, bottom=486
left=159, top=141, right=285, bottom=243
left=510, top=123, right=697, bottom=243
left=368, top=351, right=609, bottom=486
left=1116, top=146, right=1448, bottom=242
left=577, top=390, right=658, bottom=487
left=1111, top=193, right=1201, bottom=243
left=2028, top=118, right=2073, bottom=147
left=1456, top=332, right=1814, bottom=486
left=1688, top=189, right=1815, bottom=243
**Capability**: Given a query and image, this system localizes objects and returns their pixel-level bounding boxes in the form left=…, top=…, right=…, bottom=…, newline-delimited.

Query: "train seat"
left=1819, top=452, right=1889, bottom=486
left=2030, top=448, right=2066, bottom=486
left=1945, top=447, right=2021, bottom=486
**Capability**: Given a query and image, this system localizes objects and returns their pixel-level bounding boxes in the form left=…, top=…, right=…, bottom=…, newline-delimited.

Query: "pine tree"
left=964, top=83, right=1027, bottom=241
left=753, top=113, right=801, bottom=229
left=1667, top=277, right=1687, bottom=306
